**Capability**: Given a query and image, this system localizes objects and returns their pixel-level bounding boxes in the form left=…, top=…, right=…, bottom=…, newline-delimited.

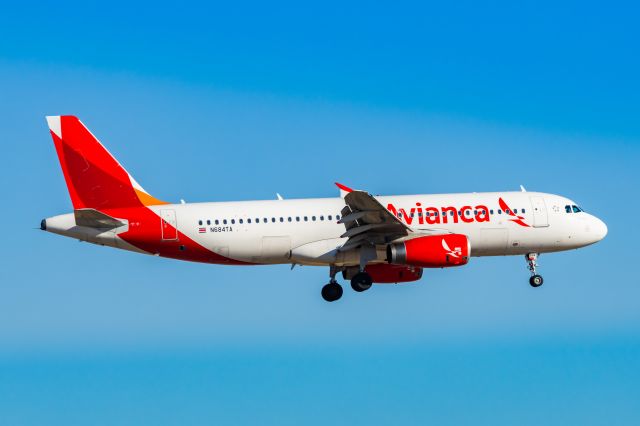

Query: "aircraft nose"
left=592, top=216, right=608, bottom=241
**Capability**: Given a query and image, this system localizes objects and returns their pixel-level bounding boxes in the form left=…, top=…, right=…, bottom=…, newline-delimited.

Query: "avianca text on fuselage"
left=387, top=202, right=491, bottom=225
left=387, top=197, right=532, bottom=228
left=40, top=115, right=608, bottom=302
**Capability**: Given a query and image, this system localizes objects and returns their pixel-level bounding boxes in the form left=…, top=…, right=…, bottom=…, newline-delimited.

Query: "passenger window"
left=288, top=217, right=292, bottom=222
left=198, top=220, right=202, bottom=225
left=490, top=210, right=494, bottom=215
left=263, top=218, right=267, bottom=223
left=522, top=209, right=526, bottom=214
left=271, top=218, right=276, bottom=223
left=231, top=219, right=235, bottom=224
left=498, top=210, right=502, bottom=214
left=248, top=219, right=251, bottom=224
left=296, top=216, right=300, bottom=222
left=565, top=205, right=572, bottom=213
left=239, top=219, right=243, bottom=224
left=279, top=217, right=284, bottom=222
left=312, top=216, right=316, bottom=221
left=320, top=215, right=324, bottom=221
left=223, top=219, right=227, bottom=225
left=514, top=209, right=518, bottom=214
left=328, top=215, right=332, bottom=220
left=336, top=215, right=340, bottom=220
left=304, top=216, right=308, bottom=221
left=215, top=220, right=219, bottom=225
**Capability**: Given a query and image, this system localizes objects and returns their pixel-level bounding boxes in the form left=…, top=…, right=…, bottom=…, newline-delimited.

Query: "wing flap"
left=335, top=184, right=411, bottom=251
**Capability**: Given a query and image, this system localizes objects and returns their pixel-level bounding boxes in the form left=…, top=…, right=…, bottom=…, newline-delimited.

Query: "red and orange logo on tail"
left=47, top=115, right=167, bottom=210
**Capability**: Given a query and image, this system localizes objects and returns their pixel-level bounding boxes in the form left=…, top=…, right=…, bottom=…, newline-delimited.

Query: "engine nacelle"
left=386, top=234, right=470, bottom=268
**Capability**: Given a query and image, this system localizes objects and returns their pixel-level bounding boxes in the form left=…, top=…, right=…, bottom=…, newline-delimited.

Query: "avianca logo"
left=387, top=203, right=491, bottom=225
left=498, top=197, right=530, bottom=227
left=387, top=198, right=531, bottom=227
left=442, top=239, right=462, bottom=258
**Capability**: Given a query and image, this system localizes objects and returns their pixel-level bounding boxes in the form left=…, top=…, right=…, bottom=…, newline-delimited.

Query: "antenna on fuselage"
left=520, top=185, right=527, bottom=192
left=276, top=193, right=284, bottom=200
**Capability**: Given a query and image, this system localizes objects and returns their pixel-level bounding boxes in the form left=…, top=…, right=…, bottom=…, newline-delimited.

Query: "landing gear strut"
left=526, top=253, right=544, bottom=287
left=321, top=265, right=343, bottom=302
left=350, top=244, right=374, bottom=293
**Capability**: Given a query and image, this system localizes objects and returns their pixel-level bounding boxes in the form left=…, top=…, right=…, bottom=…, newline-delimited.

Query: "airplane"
left=41, top=115, right=608, bottom=302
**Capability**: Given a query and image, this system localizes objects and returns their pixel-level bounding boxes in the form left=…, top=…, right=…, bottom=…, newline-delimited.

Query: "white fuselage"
left=44, top=190, right=608, bottom=266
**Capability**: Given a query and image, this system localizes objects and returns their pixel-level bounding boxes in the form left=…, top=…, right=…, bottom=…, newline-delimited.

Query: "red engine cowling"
left=386, top=234, right=470, bottom=268
left=363, top=264, right=423, bottom=284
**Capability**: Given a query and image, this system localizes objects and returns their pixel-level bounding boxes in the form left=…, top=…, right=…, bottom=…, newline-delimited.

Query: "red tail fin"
left=46, top=116, right=166, bottom=210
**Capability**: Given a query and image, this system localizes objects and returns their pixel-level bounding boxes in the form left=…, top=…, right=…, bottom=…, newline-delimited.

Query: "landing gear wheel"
left=525, top=253, right=544, bottom=288
left=350, top=272, right=373, bottom=292
left=321, top=282, right=343, bottom=302
left=529, top=274, right=544, bottom=288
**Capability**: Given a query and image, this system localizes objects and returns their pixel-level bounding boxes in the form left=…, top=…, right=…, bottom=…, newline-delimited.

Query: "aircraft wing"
left=336, top=183, right=411, bottom=251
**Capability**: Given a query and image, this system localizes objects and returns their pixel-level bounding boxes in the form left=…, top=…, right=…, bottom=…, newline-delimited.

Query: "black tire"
left=529, top=274, right=544, bottom=288
left=321, top=282, right=343, bottom=302
left=351, top=272, right=373, bottom=292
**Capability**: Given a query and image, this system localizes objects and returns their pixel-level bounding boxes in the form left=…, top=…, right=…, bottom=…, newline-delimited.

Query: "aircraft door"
left=160, top=209, right=178, bottom=240
left=529, top=197, right=549, bottom=228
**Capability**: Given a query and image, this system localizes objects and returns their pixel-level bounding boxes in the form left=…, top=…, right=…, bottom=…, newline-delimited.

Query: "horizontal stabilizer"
left=74, top=208, right=125, bottom=229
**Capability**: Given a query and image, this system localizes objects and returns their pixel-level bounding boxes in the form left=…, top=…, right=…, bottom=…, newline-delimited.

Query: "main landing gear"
left=321, top=266, right=373, bottom=302
left=321, top=281, right=343, bottom=302
left=526, top=253, right=544, bottom=288
left=350, top=272, right=373, bottom=292
left=322, top=265, right=343, bottom=302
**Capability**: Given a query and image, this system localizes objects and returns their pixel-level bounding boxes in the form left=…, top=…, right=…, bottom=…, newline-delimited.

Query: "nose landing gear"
left=526, top=253, right=544, bottom=287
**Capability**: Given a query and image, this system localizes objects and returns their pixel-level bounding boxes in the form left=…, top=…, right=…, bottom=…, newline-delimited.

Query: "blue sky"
left=1, top=1, right=639, bottom=425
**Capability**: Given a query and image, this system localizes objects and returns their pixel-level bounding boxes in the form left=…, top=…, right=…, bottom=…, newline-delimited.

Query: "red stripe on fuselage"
left=105, top=206, right=253, bottom=265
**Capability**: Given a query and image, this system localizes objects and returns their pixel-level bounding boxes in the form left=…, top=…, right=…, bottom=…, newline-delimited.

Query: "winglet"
left=335, top=182, right=353, bottom=198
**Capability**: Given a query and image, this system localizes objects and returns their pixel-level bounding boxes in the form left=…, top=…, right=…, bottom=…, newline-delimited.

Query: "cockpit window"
left=565, top=205, right=572, bottom=213
left=572, top=205, right=583, bottom=213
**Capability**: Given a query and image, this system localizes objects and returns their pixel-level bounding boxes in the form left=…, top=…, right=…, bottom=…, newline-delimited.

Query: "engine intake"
left=387, top=234, right=470, bottom=268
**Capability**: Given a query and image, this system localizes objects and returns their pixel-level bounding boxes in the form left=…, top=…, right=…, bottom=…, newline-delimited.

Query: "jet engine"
left=386, top=234, right=470, bottom=268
